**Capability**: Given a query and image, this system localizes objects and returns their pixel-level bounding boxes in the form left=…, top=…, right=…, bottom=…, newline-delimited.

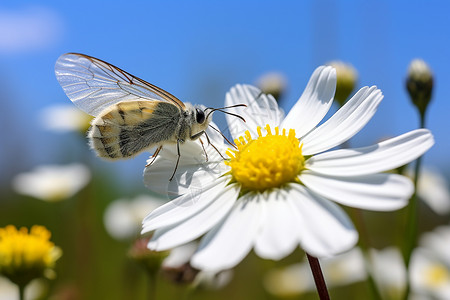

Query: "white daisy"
left=142, top=66, right=434, bottom=272
left=39, top=104, right=92, bottom=133
left=12, top=163, right=91, bottom=202
left=411, top=167, right=450, bottom=215
left=103, top=194, right=165, bottom=240
left=369, top=247, right=406, bottom=300
left=410, top=226, right=450, bottom=299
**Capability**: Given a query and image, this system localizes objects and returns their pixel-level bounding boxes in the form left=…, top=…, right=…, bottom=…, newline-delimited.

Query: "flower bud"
left=406, top=59, right=433, bottom=116
left=161, top=262, right=200, bottom=285
left=255, top=72, right=287, bottom=102
left=127, top=237, right=168, bottom=275
left=328, top=61, right=358, bottom=106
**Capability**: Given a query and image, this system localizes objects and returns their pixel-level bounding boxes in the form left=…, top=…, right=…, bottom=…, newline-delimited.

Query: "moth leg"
left=169, top=140, right=181, bottom=181
left=199, top=137, right=209, bottom=162
left=204, top=132, right=226, bottom=160
left=145, top=145, right=163, bottom=167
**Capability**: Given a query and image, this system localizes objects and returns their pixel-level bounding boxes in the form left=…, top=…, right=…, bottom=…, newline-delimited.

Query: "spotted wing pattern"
left=89, top=101, right=181, bottom=159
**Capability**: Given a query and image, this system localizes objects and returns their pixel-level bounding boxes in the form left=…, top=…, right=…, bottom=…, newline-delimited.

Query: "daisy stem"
left=306, top=253, right=330, bottom=300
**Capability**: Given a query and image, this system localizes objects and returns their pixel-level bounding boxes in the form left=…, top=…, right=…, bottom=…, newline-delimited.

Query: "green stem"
left=306, top=253, right=330, bottom=300
left=351, top=209, right=383, bottom=300
left=402, top=111, right=426, bottom=299
left=147, top=271, right=157, bottom=300
left=18, top=283, right=25, bottom=300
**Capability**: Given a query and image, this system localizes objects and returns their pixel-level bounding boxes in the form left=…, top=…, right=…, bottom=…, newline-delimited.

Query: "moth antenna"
left=208, top=125, right=237, bottom=149
left=205, top=104, right=247, bottom=121
left=215, top=109, right=246, bottom=122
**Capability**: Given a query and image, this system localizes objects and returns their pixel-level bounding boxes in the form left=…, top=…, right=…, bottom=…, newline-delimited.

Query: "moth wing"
left=55, top=53, right=185, bottom=117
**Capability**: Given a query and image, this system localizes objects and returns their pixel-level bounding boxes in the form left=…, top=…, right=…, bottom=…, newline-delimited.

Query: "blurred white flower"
left=0, top=6, right=63, bottom=54
left=255, top=71, right=287, bottom=100
left=104, top=195, right=165, bottom=240
left=0, top=277, right=47, bottom=300
left=40, top=105, right=92, bottom=133
left=411, top=226, right=450, bottom=299
left=264, top=248, right=366, bottom=297
left=162, top=242, right=233, bottom=290
left=412, top=167, right=450, bottom=215
left=369, top=247, right=406, bottom=300
left=12, top=164, right=90, bottom=202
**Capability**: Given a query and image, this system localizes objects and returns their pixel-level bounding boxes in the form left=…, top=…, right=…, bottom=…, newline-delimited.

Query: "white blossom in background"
left=410, top=167, right=450, bottom=215
left=0, top=277, right=47, bottom=300
left=104, top=195, right=165, bottom=241
left=142, top=66, right=434, bottom=272
left=264, top=248, right=366, bottom=297
left=40, top=105, right=92, bottom=133
left=327, top=61, right=358, bottom=106
left=410, top=226, right=450, bottom=299
left=162, top=242, right=233, bottom=290
left=369, top=247, right=407, bottom=300
left=12, top=163, right=90, bottom=202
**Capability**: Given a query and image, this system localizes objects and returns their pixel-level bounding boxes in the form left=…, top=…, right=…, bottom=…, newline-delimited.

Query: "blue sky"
left=1, top=1, right=449, bottom=184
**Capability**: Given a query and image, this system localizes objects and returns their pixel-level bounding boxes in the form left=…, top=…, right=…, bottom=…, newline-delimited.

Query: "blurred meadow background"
left=1, top=1, right=450, bottom=299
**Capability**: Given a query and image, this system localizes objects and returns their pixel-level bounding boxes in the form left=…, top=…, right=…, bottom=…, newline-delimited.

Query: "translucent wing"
left=55, top=53, right=185, bottom=116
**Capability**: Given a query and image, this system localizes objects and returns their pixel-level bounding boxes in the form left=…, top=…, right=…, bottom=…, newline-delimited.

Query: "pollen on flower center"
left=425, top=263, right=450, bottom=287
left=225, top=124, right=305, bottom=192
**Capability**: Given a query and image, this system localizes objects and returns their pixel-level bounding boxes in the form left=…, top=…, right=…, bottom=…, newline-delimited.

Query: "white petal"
left=254, top=190, right=301, bottom=260
left=162, top=242, right=198, bottom=268
left=302, top=86, right=383, bottom=155
left=142, top=178, right=230, bottom=233
left=300, top=171, right=413, bottom=211
left=288, top=184, right=358, bottom=257
left=146, top=184, right=239, bottom=251
left=306, top=129, right=434, bottom=176
left=282, top=66, right=336, bottom=138
left=225, top=84, right=284, bottom=140
left=191, top=193, right=264, bottom=271
left=144, top=141, right=229, bottom=197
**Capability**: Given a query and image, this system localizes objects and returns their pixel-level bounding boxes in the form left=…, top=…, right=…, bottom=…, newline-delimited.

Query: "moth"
left=55, top=53, right=244, bottom=179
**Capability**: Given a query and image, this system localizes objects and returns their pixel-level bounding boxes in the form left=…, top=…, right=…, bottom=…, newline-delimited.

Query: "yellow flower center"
left=225, top=124, right=305, bottom=192
left=0, top=225, right=62, bottom=285
left=424, top=263, right=450, bottom=287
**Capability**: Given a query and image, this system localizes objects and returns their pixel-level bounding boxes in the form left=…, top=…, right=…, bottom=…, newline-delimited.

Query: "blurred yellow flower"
left=0, top=225, right=61, bottom=287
